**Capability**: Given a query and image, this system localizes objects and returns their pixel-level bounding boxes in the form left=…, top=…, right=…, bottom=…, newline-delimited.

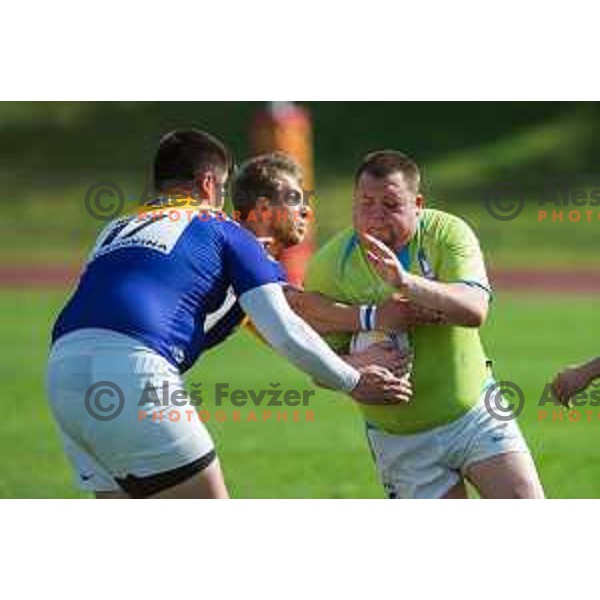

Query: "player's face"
left=270, top=175, right=310, bottom=248
left=353, top=172, right=423, bottom=250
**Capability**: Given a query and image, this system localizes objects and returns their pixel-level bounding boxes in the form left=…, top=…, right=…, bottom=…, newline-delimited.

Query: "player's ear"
left=196, top=170, right=216, bottom=200
left=415, top=194, right=425, bottom=212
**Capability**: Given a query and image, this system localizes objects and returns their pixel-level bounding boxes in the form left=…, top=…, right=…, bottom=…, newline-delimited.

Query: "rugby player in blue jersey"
left=46, top=130, right=410, bottom=499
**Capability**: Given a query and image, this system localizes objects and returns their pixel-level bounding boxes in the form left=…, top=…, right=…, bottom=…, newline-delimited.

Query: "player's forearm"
left=377, top=296, right=448, bottom=330
left=286, top=288, right=449, bottom=334
left=400, top=274, right=488, bottom=327
left=285, top=289, right=361, bottom=334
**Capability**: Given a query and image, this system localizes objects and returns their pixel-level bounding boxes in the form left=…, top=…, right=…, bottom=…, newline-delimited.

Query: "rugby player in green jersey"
left=292, top=150, right=544, bottom=499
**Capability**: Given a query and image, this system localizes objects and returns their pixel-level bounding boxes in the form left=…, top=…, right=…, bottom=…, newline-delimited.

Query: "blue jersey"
left=52, top=209, right=286, bottom=372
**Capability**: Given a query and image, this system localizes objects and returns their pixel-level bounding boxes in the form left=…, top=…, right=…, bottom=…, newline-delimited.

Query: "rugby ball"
left=349, top=330, right=411, bottom=354
left=350, top=330, right=413, bottom=384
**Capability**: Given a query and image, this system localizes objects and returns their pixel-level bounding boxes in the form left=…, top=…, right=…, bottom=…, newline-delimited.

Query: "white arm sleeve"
left=239, top=283, right=360, bottom=392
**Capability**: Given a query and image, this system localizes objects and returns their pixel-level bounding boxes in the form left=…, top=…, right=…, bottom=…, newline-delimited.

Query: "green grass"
left=1, top=289, right=600, bottom=498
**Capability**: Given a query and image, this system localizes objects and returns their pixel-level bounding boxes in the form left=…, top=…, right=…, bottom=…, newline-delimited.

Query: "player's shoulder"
left=215, top=213, right=256, bottom=242
left=311, top=227, right=356, bottom=264
left=306, top=227, right=356, bottom=292
left=421, top=208, right=480, bottom=244
left=213, top=214, right=282, bottom=275
left=185, top=210, right=250, bottom=244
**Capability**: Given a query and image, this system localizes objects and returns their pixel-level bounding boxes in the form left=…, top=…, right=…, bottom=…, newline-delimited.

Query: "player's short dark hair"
left=354, top=150, right=421, bottom=193
left=153, top=129, right=232, bottom=192
left=232, top=152, right=303, bottom=219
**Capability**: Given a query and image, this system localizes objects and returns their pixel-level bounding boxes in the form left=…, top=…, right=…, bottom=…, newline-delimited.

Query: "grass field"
left=1, top=288, right=599, bottom=499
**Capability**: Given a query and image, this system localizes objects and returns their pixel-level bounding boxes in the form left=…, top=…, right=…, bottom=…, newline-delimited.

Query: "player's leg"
left=110, top=449, right=228, bottom=499
left=148, top=457, right=228, bottom=499
left=464, top=452, right=544, bottom=499
left=451, top=399, right=545, bottom=499
left=441, top=479, right=468, bottom=499
left=96, top=454, right=229, bottom=499
left=366, top=424, right=463, bottom=499
left=48, top=330, right=229, bottom=500
left=74, top=447, right=229, bottom=500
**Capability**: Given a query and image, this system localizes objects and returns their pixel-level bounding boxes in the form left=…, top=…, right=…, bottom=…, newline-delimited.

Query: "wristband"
left=359, top=305, right=377, bottom=331
left=369, top=305, right=378, bottom=330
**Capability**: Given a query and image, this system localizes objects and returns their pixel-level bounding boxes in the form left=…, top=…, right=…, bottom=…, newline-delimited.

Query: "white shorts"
left=366, top=397, right=531, bottom=499
left=46, top=329, right=215, bottom=496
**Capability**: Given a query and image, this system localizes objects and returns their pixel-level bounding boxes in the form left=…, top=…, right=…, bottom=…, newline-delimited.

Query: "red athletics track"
left=0, top=264, right=599, bottom=294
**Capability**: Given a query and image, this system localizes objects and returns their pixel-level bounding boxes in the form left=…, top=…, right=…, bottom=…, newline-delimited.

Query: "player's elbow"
left=461, top=304, right=488, bottom=328
left=454, top=287, right=489, bottom=327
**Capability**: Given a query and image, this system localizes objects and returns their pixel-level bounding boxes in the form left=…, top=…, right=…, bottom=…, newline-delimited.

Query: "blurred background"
left=1, top=101, right=599, bottom=498
left=2, top=101, right=600, bottom=266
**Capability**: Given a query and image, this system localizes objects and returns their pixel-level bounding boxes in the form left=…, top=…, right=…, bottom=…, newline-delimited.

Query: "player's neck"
left=242, top=219, right=269, bottom=238
left=242, top=221, right=284, bottom=258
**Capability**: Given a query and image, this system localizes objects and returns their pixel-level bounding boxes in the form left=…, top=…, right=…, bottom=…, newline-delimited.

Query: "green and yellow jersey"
left=305, top=208, right=493, bottom=434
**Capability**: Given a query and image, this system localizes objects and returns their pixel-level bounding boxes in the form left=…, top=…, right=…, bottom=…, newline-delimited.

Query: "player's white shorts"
left=366, top=395, right=531, bottom=499
left=46, top=328, right=214, bottom=497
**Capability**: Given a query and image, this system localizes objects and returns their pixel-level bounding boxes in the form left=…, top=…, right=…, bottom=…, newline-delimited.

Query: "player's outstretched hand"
left=552, top=364, right=594, bottom=407
left=359, top=233, right=407, bottom=288
left=350, top=365, right=412, bottom=405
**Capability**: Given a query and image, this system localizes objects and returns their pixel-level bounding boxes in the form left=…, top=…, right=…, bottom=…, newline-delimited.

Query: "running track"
left=1, top=264, right=599, bottom=294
